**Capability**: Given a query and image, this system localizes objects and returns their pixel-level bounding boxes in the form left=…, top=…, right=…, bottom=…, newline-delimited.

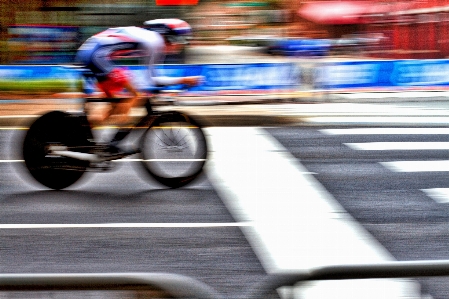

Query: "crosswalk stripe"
left=422, top=188, right=449, bottom=204
left=345, top=142, right=449, bottom=151
left=321, top=128, right=449, bottom=135
left=307, top=116, right=449, bottom=124
left=380, top=160, right=449, bottom=172
left=205, top=127, right=417, bottom=299
left=326, top=130, right=449, bottom=204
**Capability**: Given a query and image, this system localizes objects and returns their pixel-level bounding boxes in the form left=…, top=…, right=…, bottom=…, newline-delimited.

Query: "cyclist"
left=75, top=18, right=201, bottom=156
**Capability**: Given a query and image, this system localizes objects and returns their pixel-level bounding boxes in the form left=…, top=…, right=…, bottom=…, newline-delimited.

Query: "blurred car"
left=330, top=33, right=386, bottom=55
left=227, top=35, right=277, bottom=47
left=266, top=38, right=331, bottom=57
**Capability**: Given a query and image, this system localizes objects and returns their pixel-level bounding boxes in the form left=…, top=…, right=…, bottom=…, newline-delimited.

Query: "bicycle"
left=21, top=69, right=208, bottom=190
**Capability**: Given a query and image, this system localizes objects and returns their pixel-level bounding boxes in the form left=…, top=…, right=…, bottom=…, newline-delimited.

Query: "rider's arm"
left=145, top=42, right=201, bottom=87
left=153, top=75, right=200, bottom=86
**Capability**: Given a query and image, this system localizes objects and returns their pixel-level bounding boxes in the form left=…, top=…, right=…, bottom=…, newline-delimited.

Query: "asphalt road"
left=268, top=126, right=449, bottom=299
left=0, top=129, right=266, bottom=299
left=2, top=102, right=449, bottom=298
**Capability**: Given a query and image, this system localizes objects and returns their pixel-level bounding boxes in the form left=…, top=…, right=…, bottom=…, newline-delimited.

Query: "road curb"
left=2, top=90, right=449, bottom=127
left=0, top=114, right=303, bottom=128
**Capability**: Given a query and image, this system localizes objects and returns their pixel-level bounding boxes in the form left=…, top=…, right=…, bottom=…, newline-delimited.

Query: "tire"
left=140, top=111, right=208, bottom=188
left=22, top=111, right=90, bottom=190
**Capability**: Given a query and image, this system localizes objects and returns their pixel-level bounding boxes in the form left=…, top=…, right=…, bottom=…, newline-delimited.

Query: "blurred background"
left=1, top=0, right=449, bottom=64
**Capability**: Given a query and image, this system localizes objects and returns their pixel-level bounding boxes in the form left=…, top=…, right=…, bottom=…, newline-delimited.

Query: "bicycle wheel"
left=139, top=111, right=208, bottom=188
left=22, top=111, right=90, bottom=190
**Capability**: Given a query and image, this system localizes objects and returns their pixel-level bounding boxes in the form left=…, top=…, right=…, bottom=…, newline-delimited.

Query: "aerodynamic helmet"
left=143, top=18, right=191, bottom=44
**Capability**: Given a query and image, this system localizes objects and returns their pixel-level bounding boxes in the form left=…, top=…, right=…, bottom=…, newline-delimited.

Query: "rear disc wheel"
left=22, top=111, right=90, bottom=190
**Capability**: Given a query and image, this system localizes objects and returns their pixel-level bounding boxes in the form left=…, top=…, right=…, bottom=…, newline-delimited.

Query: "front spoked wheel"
left=140, top=111, right=208, bottom=188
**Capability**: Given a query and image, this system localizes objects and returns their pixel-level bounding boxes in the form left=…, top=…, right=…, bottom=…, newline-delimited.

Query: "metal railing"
left=0, top=272, right=222, bottom=299
left=245, top=260, right=449, bottom=298
left=2, top=260, right=449, bottom=298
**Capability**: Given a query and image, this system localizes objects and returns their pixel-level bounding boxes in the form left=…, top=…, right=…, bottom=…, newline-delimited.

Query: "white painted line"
left=307, top=116, right=449, bottom=124
left=346, top=142, right=449, bottom=151
left=0, top=159, right=206, bottom=163
left=0, top=222, right=252, bottom=229
left=422, top=188, right=449, bottom=204
left=142, top=159, right=206, bottom=162
left=0, top=115, right=36, bottom=119
left=0, top=127, right=28, bottom=130
left=321, top=128, right=449, bottom=135
left=338, top=91, right=449, bottom=99
left=205, top=127, right=418, bottom=299
left=381, top=160, right=449, bottom=172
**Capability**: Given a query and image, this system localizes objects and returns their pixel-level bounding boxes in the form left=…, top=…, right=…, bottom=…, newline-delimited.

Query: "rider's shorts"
left=97, top=68, right=131, bottom=96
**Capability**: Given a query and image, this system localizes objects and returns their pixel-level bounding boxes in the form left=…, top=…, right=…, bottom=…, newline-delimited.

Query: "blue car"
left=267, top=38, right=330, bottom=57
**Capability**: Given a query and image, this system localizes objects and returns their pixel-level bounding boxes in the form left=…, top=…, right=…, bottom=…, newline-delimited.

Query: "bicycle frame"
left=48, top=95, right=158, bottom=163
left=22, top=67, right=208, bottom=190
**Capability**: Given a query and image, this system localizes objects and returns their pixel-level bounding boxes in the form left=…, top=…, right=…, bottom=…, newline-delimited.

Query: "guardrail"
left=1, top=260, right=449, bottom=298
left=0, top=272, right=222, bottom=299
left=246, top=260, right=449, bottom=298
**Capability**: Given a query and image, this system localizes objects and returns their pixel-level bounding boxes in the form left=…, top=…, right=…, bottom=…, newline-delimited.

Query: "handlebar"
left=140, top=86, right=188, bottom=95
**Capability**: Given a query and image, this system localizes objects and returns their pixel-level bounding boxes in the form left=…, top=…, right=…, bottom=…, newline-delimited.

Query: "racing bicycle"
left=21, top=70, right=208, bottom=190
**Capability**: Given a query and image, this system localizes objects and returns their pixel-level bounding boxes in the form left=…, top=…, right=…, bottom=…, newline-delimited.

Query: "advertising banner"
left=0, top=65, right=78, bottom=80
left=2, top=60, right=449, bottom=94
left=0, top=63, right=301, bottom=94
left=316, top=59, right=449, bottom=90
left=0, top=65, right=79, bottom=92
left=129, top=63, right=301, bottom=92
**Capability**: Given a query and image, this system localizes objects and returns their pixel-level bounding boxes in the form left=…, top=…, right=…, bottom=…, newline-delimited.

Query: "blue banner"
left=0, top=65, right=78, bottom=80
left=317, top=59, right=449, bottom=89
left=128, top=63, right=301, bottom=91
left=0, top=63, right=301, bottom=94
left=3, top=60, right=449, bottom=93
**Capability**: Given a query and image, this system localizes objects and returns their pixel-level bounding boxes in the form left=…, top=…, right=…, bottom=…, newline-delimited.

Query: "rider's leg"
left=105, top=98, right=144, bottom=155
left=87, top=103, right=113, bottom=127
left=109, top=127, right=132, bottom=146
left=108, top=95, right=147, bottom=141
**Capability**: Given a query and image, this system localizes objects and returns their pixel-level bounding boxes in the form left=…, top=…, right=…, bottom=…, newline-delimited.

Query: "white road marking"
left=142, top=159, right=206, bottom=162
left=0, top=126, right=428, bottom=298
left=338, top=91, right=449, bottom=99
left=321, top=128, right=449, bottom=135
left=0, top=116, right=36, bottom=119
left=422, top=188, right=449, bottom=204
left=307, top=116, right=449, bottom=124
left=0, top=159, right=206, bottom=163
left=346, top=142, right=449, bottom=151
left=381, top=161, right=449, bottom=172
left=0, top=127, right=27, bottom=130
left=323, top=128, right=449, bottom=204
left=0, top=222, right=252, bottom=229
left=205, top=127, right=418, bottom=299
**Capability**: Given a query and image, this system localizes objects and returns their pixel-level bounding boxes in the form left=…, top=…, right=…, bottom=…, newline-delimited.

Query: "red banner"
left=156, top=0, right=198, bottom=5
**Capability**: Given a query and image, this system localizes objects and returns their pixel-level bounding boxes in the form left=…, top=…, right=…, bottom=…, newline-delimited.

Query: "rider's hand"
left=180, top=76, right=204, bottom=86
